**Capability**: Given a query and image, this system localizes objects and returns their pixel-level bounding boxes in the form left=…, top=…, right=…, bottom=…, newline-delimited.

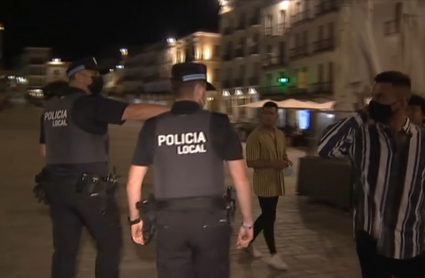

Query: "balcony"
left=265, top=27, right=273, bottom=37
left=262, top=56, right=287, bottom=68
left=276, top=23, right=288, bottom=36
left=316, top=0, right=338, bottom=16
left=234, top=48, right=245, bottom=58
left=289, top=46, right=309, bottom=59
left=310, top=82, right=333, bottom=94
left=144, top=73, right=160, bottom=83
left=248, top=76, right=259, bottom=86
left=261, top=86, right=292, bottom=95
left=312, top=39, right=335, bottom=53
left=223, top=53, right=232, bottom=61
left=223, top=27, right=233, bottom=35
left=233, top=78, right=244, bottom=87
left=265, top=24, right=287, bottom=37
left=384, top=20, right=400, bottom=36
left=291, top=10, right=310, bottom=25
left=248, top=45, right=259, bottom=55
left=236, top=22, right=246, bottom=30
left=249, top=17, right=260, bottom=26
left=29, top=59, right=46, bottom=65
left=121, top=75, right=142, bottom=82
left=222, top=80, right=232, bottom=88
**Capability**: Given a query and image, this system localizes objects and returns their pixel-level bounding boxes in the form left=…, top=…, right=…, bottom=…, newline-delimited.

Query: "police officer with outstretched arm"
left=126, top=63, right=254, bottom=278
left=38, top=56, right=169, bottom=278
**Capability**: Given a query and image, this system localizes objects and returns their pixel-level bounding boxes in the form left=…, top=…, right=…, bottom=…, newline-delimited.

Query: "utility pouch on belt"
left=225, top=186, right=237, bottom=222
left=136, top=194, right=157, bottom=245
left=33, top=168, right=50, bottom=205
left=76, top=171, right=119, bottom=214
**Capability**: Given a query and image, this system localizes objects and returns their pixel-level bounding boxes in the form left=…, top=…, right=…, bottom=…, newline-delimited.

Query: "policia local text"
left=157, top=132, right=207, bottom=155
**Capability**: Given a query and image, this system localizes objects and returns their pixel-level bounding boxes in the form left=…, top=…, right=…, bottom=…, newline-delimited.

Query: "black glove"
left=33, top=183, right=49, bottom=205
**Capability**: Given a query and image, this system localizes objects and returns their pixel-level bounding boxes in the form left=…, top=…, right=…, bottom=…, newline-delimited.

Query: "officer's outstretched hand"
left=131, top=221, right=145, bottom=245
left=236, top=226, right=253, bottom=249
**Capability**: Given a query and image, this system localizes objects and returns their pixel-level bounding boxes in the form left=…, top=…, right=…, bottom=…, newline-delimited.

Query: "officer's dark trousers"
left=45, top=178, right=122, bottom=278
left=156, top=209, right=232, bottom=278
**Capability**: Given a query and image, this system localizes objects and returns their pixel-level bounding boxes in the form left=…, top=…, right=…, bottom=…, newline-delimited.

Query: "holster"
left=33, top=168, right=50, bottom=205
left=75, top=172, right=119, bottom=214
left=225, top=186, right=237, bottom=222
left=136, top=194, right=157, bottom=245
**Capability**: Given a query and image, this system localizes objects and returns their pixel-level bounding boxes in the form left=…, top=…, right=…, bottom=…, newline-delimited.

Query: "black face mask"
left=369, top=100, right=396, bottom=123
left=88, top=76, right=104, bottom=95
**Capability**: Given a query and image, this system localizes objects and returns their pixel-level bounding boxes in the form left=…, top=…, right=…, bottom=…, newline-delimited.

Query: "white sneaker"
left=267, top=254, right=288, bottom=270
left=244, top=244, right=263, bottom=258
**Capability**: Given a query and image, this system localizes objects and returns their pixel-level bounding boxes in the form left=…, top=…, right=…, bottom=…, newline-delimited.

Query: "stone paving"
left=0, top=105, right=361, bottom=277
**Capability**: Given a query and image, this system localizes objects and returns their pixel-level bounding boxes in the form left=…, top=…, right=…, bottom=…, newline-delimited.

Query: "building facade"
left=218, top=0, right=405, bottom=119
left=21, top=47, right=52, bottom=91
left=0, top=23, right=4, bottom=70
left=120, top=32, right=222, bottom=108
left=19, top=48, right=70, bottom=98
left=219, top=0, right=262, bottom=121
left=45, top=58, right=70, bottom=84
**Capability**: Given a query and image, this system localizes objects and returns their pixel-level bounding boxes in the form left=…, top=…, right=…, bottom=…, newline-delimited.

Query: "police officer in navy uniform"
left=126, top=62, right=254, bottom=278
left=39, top=56, right=169, bottom=278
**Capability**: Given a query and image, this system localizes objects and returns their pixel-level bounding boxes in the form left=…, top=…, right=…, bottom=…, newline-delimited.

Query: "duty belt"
left=76, top=172, right=120, bottom=214
left=156, top=196, right=227, bottom=211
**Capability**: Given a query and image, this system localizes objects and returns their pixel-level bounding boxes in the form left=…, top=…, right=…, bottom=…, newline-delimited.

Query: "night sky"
left=0, top=0, right=220, bottom=68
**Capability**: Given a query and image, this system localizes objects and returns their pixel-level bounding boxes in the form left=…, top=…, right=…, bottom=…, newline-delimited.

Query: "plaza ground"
left=0, top=105, right=361, bottom=277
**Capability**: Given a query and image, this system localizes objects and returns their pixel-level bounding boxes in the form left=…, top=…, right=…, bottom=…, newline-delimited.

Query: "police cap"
left=171, top=63, right=216, bottom=91
left=66, top=56, right=107, bottom=77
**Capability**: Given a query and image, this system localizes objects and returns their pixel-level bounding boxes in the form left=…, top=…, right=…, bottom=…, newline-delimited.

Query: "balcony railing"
left=234, top=48, right=245, bottom=58
left=248, top=76, right=259, bottom=86
left=384, top=20, right=400, bottom=36
left=289, top=46, right=309, bottom=59
left=262, top=56, right=287, bottom=67
left=234, top=78, right=244, bottom=87
left=291, top=10, right=310, bottom=25
left=222, top=80, right=232, bottom=88
left=249, top=17, right=260, bottom=26
left=29, top=59, right=46, bottom=65
left=249, top=45, right=259, bottom=55
left=312, top=39, right=335, bottom=52
left=265, top=26, right=273, bottom=36
left=316, top=0, right=338, bottom=16
left=223, top=53, right=232, bottom=61
left=276, top=23, right=288, bottom=36
left=223, top=27, right=233, bottom=35
left=236, top=22, right=246, bottom=30
left=310, top=82, right=333, bottom=94
left=144, top=73, right=160, bottom=83
left=265, top=24, right=287, bottom=37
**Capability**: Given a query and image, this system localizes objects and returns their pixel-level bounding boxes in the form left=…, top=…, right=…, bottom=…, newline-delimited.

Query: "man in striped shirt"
left=318, top=71, right=425, bottom=278
left=245, top=101, right=292, bottom=270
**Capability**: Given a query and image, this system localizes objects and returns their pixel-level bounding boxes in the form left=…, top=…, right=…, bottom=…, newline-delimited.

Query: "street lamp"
left=120, top=48, right=128, bottom=56
left=167, top=38, right=176, bottom=44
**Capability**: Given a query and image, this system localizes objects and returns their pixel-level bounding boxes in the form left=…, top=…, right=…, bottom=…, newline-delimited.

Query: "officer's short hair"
left=172, top=80, right=206, bottom=97
left=262, top=101, right=278, bottom=111
left=409, top=94, right=425, bottom=114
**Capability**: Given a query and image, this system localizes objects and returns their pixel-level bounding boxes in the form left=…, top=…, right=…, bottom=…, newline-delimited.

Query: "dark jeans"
left=356, top=230, right=425, bottom=278
left=156, top=209, right=232, bottom=278
left=46, top=178, right=123, bottom=278
left=252, top=196, right=279, bottom=254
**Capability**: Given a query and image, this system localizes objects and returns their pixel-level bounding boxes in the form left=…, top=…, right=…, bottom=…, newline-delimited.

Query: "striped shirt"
left=318, top=113, right=425, bottom=259
left=246, top=126, right=287, bottom=197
